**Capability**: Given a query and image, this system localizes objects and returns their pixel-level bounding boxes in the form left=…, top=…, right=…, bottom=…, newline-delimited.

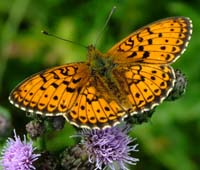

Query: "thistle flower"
left=26, top=120, right=45, bottom=139
left=0, top=130, right=40, bottom=170
left=167, top=69, right=187, bottom=101
left=81, top=125, right=139, bottom=170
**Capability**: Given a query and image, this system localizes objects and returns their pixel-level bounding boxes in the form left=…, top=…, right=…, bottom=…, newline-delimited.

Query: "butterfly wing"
left=112, top=63, right=175, bottom=114
left=9, top=63, right=91, bottom=116
left=9, top=62, right=126, bottom=129
left=107, top=17, right=192, bottom=64
left=64, top=75, right=126, bottom=129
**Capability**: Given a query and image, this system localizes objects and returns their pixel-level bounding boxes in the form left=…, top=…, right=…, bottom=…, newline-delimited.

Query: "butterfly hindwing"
left=112, top=63, right=175, bottom=114
left=65, top=76, right=126, bottom=129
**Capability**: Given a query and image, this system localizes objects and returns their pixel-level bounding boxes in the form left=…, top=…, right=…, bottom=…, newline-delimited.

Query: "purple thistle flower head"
left=0, top=130, right=40, bottom=170
left=81, top=125, right=139, bottom=170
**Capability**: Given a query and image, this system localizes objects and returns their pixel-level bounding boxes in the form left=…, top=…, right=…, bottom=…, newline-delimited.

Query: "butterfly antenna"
left=94, top=6, right=117, bottom=46
left=41, top=30, right=87, bottom=49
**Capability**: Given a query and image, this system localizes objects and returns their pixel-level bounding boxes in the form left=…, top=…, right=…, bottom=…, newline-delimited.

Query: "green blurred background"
left=0, top=0, right=200, bottom=170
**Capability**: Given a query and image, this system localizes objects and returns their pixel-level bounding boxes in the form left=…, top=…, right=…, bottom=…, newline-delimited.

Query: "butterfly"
left=9, top=17, right=192, bottom=129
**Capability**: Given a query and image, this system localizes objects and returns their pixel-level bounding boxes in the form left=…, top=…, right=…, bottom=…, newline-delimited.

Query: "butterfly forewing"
left=107, top=17, right=192, bottom=64
left=9, top=63, right=90, bottom=115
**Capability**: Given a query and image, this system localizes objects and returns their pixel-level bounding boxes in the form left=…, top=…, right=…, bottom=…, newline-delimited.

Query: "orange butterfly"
left=9, top=17, right=192, bottom=129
